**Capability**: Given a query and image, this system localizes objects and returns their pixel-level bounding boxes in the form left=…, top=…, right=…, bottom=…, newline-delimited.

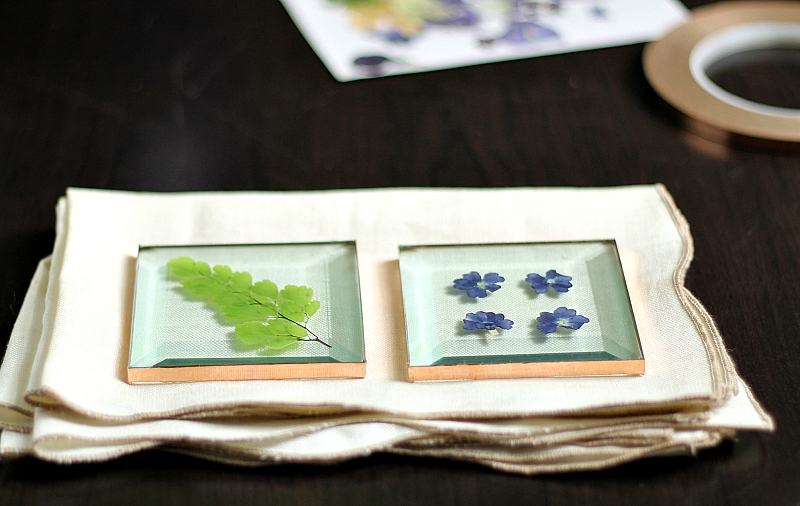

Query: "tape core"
left=690, top=23, right=800, bottom=118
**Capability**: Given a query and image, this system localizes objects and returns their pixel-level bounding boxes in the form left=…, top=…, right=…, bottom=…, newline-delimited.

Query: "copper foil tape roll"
left=644, top=2, right=800, bottom=147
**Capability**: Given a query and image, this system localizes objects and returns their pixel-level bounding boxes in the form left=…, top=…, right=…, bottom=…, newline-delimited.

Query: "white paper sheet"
left=280, top=0, right=688, bottom=80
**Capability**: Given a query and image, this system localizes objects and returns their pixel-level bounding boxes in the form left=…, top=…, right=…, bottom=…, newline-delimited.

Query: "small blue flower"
left=463, top=311, right=514, bottom=335
left=454, top=272, right=505, bottom=298
left=536, top=307, right=589, bottom=334
left=525, top=270, right=573, bottom=294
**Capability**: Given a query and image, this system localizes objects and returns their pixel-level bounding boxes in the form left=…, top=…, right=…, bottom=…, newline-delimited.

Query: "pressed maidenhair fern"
left=167, top=257, right=328, bottom=350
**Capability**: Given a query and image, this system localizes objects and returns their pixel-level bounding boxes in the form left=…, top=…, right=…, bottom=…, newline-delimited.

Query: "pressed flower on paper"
left=331, top=0, right=478, bottom=42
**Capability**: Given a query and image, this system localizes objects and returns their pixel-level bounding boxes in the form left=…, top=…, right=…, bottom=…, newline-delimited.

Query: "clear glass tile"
left=398, top=241, right=643, bottom=380
left=128, top=242, right=365, bottom=381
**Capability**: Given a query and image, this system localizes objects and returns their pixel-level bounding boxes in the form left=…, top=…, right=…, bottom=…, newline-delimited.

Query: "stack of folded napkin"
left=0, top=185, right=773, bottom=474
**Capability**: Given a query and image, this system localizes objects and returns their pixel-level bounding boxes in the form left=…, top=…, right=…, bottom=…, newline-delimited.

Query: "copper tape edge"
left=643, top=1, right=800, bottom=149
left=407, top=360, right=645, bottom=382
left=127, top=362, right=367, bottom=383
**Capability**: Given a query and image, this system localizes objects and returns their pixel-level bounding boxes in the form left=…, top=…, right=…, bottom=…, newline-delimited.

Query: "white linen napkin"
left=0, top=185, right=773, bottom=473
left=27, top=186, right=736, bottom=417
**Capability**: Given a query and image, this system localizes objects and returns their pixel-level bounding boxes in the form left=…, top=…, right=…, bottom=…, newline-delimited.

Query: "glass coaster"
left=398, top=241, right=643, bottom=381
left=128, top=242, right=365, bottom=383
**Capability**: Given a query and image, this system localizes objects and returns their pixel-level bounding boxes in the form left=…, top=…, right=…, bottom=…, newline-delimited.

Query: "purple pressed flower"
left=453, top=271, right=505, bottom=298
left=428, top=0, right=479, bottom=26
left=353, top=55, right=393, bottom=77
left=590, top=5, right=608, bottom=19
left=463, top=311, right=514, bottom=335
left=353, top=54, right=409, bottom=77
left=536, top=307, right=589, bottom=334
left=381, top=30, right=411, bottom=43
left=525, top=270, right=572, bottom=294
left=479, top=21, right=559, bottom=46
left=354, top=55, right=392, bottom=67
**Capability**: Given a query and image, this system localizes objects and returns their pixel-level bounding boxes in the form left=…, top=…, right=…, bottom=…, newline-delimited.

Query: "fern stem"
left=277, top=315, right=331, bottom=348
left=298, top=336, right=333, bottom=348
left=199, top=272, right=330, bottom=348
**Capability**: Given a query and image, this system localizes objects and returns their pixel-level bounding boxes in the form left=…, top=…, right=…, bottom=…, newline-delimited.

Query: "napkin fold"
left=0, top=186, right=773, bottom=474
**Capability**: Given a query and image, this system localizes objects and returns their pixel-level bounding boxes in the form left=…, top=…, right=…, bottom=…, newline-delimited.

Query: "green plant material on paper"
left=167, top=257, right=328, bottom=350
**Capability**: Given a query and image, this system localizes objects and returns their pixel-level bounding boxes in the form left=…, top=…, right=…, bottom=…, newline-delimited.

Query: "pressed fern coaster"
left=127, top=242, right=365, bottom=383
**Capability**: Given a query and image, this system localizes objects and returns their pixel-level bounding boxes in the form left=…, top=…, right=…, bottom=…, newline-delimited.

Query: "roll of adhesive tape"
left=643, top=2, right=800, bottom=145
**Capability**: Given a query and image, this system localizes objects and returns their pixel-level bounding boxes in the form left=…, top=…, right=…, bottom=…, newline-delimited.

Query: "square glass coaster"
left=398, top=241, right=643, bottom=381
left=128, top=242, right=366, bottom=383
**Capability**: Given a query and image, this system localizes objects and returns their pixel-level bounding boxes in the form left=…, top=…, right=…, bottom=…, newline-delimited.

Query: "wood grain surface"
left=1, top=1, right=799, bottom=504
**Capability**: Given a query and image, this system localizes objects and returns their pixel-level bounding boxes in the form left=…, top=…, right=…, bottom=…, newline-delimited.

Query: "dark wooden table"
left=1, top=1, right=798, bottom=504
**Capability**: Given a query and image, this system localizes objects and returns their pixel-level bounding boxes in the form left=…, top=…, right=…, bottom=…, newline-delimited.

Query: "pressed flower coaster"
left=398, top=241, right=644, bottom=382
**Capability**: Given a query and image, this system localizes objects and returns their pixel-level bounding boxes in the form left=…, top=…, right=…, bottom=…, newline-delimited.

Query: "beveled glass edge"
left=397, top=239, right=645, bottom=372
left=138, top=240, right=359, bottom=250
left=602, top=239, right=644, bottom=364
left=399, top=238, right=618, bottom=251
left=128, top=240, right=367, bottom=371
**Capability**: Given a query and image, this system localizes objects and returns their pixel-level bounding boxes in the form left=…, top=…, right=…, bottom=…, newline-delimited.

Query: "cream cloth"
left=0, top=377, right=767, bottom=472
left=0, top=186, right=774, bottom=473
left=24, top=186, right=736, bottom=417
left=0, top=258, right=48, bottom=431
